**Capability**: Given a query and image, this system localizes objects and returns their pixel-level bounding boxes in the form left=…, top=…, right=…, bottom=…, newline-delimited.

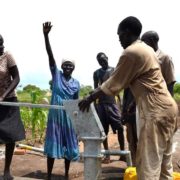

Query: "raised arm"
left=43, top=22, right=56, bottom=67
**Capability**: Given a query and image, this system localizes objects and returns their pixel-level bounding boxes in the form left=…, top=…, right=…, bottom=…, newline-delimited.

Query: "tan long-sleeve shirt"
left=101, top=40, right=178, bottom=140
left=156, top=49, right=176, bottom=85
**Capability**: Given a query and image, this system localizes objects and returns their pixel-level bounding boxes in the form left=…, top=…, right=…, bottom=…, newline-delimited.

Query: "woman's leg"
left=47, top=157, right=55, bottom=180
left=64, top=158, right=70, bottom=178
left=4, top=142, right=15, bottom=180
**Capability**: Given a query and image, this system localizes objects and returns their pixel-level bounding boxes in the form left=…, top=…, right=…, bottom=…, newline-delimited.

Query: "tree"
left=174, top=83, right=180, bottom=102
left=79, top=85, right=93, bottom=98
left=174, top=83, right=180, bottom=94
left=23, top=84, right=41, bottom=92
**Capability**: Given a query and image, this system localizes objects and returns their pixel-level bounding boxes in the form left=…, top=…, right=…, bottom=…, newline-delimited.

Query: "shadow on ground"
left=21, top=171, right=68, bottom=180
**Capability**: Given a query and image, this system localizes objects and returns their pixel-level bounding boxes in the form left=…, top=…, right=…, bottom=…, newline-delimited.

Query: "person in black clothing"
left=93, top=52, right=125, bottom=163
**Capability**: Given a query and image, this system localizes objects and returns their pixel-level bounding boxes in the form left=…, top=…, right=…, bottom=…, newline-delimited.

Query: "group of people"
left=79, top=16, right=178, bottom=180
left=0, top=16, right=178, bottom=180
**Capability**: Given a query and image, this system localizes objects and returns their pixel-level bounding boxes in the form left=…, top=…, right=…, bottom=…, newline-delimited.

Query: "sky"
left=1, top=0, right=180, bottom=90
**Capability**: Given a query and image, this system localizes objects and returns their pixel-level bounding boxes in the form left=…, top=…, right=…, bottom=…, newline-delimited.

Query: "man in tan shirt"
left=79, top=16, right=178, bottom=180
left=141, top=31, right=176, bottom=96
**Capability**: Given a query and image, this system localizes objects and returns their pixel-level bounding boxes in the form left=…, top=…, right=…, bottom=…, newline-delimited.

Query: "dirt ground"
left=0, top=125, right=180, bottom=180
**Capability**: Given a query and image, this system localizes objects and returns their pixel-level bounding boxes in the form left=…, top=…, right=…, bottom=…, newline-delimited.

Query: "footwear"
left=102, top=157, right=111, bottom=164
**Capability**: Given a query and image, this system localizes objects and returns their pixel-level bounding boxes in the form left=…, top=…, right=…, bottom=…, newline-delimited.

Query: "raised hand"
left=43, top=22, right=52, bottom=35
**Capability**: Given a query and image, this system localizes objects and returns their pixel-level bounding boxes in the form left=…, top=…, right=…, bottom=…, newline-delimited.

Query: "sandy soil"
left=0, top=126, right=180, bottom=180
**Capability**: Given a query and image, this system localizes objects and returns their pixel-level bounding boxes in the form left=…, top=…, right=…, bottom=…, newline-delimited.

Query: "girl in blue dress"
left=43, top=22, right=80, bottom=179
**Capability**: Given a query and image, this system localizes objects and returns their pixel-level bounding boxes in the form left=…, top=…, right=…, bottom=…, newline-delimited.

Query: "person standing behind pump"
left=43, top=22, right=80, bottom=180
left=78, top=16, right=178, bottom=180
left=93, top=52, right=125, bottom=163
left=121, top=87, right=137, bottom=166
left=0, top=34, right=25, bottom=180
left=141, top=31, right=176, bottom=96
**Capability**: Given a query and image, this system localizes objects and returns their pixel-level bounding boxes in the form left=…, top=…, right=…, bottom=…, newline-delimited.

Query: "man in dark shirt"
left=93, top=52, right=125, bottom=163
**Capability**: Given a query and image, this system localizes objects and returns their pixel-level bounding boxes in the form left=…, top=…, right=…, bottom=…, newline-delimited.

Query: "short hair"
left=141, top=31, right=159, bottom=42
left=117, top=16, right=142, bottom=37
left=96, top=52, right=108, bottom=61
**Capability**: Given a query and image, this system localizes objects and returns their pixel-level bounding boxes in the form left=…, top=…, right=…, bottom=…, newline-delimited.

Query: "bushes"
left=174, top=83, right=180, bottom=102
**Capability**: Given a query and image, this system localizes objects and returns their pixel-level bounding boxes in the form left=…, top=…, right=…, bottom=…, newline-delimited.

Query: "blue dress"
left=44, top=64, right=80, bottom=160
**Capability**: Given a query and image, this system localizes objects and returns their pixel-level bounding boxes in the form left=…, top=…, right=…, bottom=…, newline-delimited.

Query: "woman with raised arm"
left=0, top=34, right=25, bottom=180
left=43, top=22, right=80, bottom=180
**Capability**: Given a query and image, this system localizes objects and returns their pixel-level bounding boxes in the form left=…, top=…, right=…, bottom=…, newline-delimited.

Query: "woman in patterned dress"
left=43, top=22, right=80, bottom=179
left=0, top=34, right=25, bottom=180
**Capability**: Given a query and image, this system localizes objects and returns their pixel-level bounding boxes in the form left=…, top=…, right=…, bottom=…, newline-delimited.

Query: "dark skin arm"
left=78, top=87, right=106, bottom=112
left=43, top=22, right=56, bottom=67
left=94, top=81, right=98, bottom=89
left=0, top=65, right=20, bottom=101
left=93, top=71, right=99, bottom=89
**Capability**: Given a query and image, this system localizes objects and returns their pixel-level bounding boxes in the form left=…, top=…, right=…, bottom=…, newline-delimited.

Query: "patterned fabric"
left=0, top=51, right=16, bottom=98
left=44, top=64, right=80, bottom=160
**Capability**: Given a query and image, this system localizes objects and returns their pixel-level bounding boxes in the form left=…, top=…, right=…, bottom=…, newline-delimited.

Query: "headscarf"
left=61, top=58, right=75, bottom=66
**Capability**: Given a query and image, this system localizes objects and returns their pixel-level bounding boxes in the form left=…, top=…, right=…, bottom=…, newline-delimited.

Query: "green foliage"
left=17, top=90, right=32, bottom=102
left=174, top=83, right=180, bottom=102
left=17, top=85, right=50, bottom=143
left=30, top=91, right=48, bottom=141
left=17, top=84, right=48, bottom=102
left=174, top=83, right=180, bottom=94
left=79, top=85, right=93, bottom=98
left=23, top=84, right=41, bottom=92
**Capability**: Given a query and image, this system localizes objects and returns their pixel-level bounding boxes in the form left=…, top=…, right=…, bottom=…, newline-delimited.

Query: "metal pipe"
left=80, top=136, right=106, bottom=141
left=83, top=139, right=102, bottom=180
left=0, top=101, right=64, bottom=109
left=16, top=144, right=44, bottom=153
left=101, top=149, right=131, bottom=155
left=81, top=154, right=102, bottom=158
left=101, top=150, right=132, bottom=167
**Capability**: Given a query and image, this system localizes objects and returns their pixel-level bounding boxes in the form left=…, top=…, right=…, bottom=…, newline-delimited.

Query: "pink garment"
left=0, top=51, right=16, bottom=98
